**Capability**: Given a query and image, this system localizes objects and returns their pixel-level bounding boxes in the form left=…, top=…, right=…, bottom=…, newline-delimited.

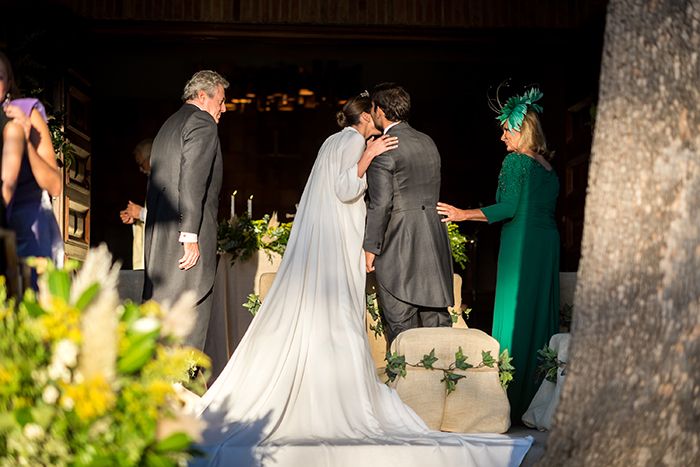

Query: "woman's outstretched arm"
left=436, top=202, right=488, bottom=222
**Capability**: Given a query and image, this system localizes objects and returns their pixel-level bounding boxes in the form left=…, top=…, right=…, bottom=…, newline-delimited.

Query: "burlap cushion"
left=389, top=328, right=510, bottom=433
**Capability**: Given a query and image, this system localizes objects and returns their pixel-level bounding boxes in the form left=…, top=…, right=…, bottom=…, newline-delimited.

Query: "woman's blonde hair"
left=517, top=110, right=553, bottom=159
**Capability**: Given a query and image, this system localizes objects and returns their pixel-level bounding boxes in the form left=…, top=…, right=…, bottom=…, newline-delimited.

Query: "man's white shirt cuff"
left=179, top=232, right=198, bottom=243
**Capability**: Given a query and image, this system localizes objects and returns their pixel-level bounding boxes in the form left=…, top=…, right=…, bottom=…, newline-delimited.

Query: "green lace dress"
left=481, top=152, right=560, bottom=420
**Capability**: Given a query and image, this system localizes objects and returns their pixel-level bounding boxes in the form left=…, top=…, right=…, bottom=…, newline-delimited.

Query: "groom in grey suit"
left=143, top=70, right=228, bottom=350
left=364, top=83, right=454, bottom=344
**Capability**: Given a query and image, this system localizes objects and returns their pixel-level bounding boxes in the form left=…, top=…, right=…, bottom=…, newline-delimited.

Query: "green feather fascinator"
left=496, top=88, right=543, bottom=132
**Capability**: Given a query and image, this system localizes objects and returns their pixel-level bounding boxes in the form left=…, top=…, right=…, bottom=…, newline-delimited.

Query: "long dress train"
left=194, top=127, right=532, bottom=466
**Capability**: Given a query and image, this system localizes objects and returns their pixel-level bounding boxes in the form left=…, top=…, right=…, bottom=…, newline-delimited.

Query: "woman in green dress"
left=437, top=89, right=560, bottom=420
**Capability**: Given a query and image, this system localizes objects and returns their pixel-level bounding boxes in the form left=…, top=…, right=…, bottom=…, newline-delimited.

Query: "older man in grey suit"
left=364, top=83, right=454, bottom=344
left=143, top=70, right=228, bottom=350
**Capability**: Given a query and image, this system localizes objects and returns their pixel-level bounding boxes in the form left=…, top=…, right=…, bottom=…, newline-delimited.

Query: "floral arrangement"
left=219, top=215, right=472, bottom=271
left=0, top=245, right=209, bottom=466
left=217, top=213, right=293, bottom=265
left=385, top=347, right=514, bottom=393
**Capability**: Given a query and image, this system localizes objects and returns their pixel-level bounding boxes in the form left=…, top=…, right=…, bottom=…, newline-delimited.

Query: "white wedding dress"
left=193, top=127, right=533, bottom=466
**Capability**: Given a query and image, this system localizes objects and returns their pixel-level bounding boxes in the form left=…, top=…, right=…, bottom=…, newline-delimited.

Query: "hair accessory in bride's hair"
left=493, top=86, right=543, bottom=132
left=359, top=90, right=370, bottom=98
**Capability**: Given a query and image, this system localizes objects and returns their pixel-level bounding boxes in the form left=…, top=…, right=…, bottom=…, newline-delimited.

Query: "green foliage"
left=219, top=216, right=470, bottom=271
left=365, top=293, right=384, bottom=338
left=242, top=294, right=262, bottom=316
left=384, top=352, right=407, bottom=383
left=536, top=345, right=565, bottom=383
left=481, top=350, right=496, bottom=368
left=498, top=349, right=515, bottom=388
left=386, top=345, right=516, bottom=394
left=440, top=371, right=466, bottom=395
left=217, top=213, right=293, bottom=265
left=420, top=349, right=438, bottom=370
left=446, top=222, right=474, bottom=270
left=47, top=113, right=75, bottom=169
left=453, top=347, right=473, bottom=371
left=0, top=257, right=207, bottom=466
left=496, top=87, right=544, bottom=132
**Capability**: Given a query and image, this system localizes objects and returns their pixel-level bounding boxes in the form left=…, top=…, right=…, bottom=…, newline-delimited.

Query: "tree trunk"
left=540, top=1, right=700, bottom=465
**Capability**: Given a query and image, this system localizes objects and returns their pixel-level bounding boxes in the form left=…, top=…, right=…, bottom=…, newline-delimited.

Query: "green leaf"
left=384, top=351, right=407, bottom=382
left=499, top=348, right=514, bottom=371
left=75, top=283, right=101, bottom=310
left=14, top=407, right=32, bottom=426
left=420, top=349, right=438, bottom=369
left=154, top=432, right=192, bottom=453
left=441, top=371, right=466, bottom=394
left=481, top=350, right=496, bottom=368
left=499, top=369, right=514, bottom=389
left=454, top=347, right=473, bottom=371
left=47, top=270, right=71, bottom=301
left=120, top=301, right=141, bottom=325
left=0, top=413, right=16, bottom=433
left=118, top=336, right=157, bottom=374
left=30, top=404, right=55, bottom=428
left=23, top=300, right=46, bottom=318
left=144, top=452, right=177, bottom=467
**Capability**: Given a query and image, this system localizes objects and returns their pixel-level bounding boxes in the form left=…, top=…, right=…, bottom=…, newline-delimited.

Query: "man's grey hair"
left=182, top=70, right=230, bottom=101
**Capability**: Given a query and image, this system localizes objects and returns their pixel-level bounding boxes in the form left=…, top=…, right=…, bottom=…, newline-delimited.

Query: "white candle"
left=248, top=195, right=253, bottom=218
left=230, top=190, right=237, bottom=220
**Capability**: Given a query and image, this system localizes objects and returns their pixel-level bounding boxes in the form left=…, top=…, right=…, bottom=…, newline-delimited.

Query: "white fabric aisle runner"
left=191, top=127, right=532, bottom=466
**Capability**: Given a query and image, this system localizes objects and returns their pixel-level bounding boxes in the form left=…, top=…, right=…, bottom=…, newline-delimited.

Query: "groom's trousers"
left=376, top=282, right=451, bottom=344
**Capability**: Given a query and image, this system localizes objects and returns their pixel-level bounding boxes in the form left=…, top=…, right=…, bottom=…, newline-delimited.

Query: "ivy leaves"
left=385, top=347, right=515, bottom=395
left=536, top=345, right=565, bottom=383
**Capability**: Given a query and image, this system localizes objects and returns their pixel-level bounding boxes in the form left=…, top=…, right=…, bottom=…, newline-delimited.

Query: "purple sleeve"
left=11, top=98, right=48, bottom=122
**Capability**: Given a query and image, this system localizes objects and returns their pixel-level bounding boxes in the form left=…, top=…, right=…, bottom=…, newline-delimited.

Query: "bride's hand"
left=365, top=135, right=398, bottom=158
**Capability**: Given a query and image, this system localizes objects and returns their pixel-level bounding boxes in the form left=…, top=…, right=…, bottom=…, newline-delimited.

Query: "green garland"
left=385, top=347, right=515, bottom=393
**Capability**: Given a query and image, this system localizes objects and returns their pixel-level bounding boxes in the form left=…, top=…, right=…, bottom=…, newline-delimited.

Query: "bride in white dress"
left=193, top=93, right=532, bottom=466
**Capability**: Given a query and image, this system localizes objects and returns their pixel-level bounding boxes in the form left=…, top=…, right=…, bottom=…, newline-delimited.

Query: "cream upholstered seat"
left=388, top=327, right=511, bottom=433
left=365, top=273, right=510, bottom=433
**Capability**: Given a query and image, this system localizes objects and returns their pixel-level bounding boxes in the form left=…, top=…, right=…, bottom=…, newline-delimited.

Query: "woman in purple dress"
left=0, top=51, right=63, bottom=268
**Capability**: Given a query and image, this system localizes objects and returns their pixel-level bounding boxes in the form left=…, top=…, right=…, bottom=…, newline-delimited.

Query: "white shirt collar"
left=383, top=121, right=401, bottom=134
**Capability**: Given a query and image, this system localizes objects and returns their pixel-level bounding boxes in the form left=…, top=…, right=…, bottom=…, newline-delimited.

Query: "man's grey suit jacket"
left=143, top=103, right=223, bottom=306
left=363, top=121, right=453, bottom=307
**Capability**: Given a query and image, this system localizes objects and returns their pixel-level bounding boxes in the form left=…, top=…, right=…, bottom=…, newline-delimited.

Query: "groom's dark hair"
left=371, top=83, right=410, bottom=122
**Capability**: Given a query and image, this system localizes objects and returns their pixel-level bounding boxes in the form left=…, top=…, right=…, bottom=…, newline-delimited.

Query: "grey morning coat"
left=143, top=103, right=223, bottom=307
left=363, top=121, right=454, bottom=307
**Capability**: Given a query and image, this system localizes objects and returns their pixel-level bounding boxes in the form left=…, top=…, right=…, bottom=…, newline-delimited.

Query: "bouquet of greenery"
left=0, top=245, right=209, bottom=466
left=218, top=213, right=293, bottom=265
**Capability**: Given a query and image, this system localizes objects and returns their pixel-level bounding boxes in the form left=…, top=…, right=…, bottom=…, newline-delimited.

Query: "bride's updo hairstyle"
left=336, top=92, right=371, bottom=128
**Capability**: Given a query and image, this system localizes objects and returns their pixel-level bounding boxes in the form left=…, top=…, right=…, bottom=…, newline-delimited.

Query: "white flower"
left=54, top=339, right=79, bottom=368
left=42, top=385, right=60, bottom=405
left=23, top=423, right=44, bottom=440
left=47, top=361, right=71, bottom=383
left=61, top=396, right=75, bottom=411
left=131, top=316, right=160, bottom=334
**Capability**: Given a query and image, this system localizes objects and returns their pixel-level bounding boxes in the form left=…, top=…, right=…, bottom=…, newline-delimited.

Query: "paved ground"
left=507, top=424, right=549, bottom=466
